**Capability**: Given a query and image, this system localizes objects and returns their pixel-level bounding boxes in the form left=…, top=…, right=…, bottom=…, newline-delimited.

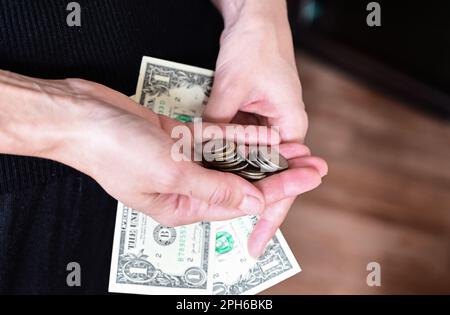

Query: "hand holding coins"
left=109, top=56, right=303, bottom=296
left=198, top=139, right=289, bottom=181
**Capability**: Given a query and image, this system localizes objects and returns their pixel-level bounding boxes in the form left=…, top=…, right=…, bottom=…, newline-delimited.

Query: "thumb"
left=175, top=163, right=265, bottom=215
left=203, top=77, right=247, bottom=123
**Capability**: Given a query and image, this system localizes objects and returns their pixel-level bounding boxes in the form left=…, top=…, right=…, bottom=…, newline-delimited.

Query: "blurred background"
left=265, top=0, right=450, bottom=294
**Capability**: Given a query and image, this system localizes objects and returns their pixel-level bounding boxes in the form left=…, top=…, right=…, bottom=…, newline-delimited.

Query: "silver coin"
left=211, top=139, right=230, bottom=151
left=204, top=139, right=229, bottom=154
left=258, top=147, right=288, bottom=171
left=210, top=159, right=243, bottom=169
left=223, top=161, right=249, bottom=172
left=238, top=167, right=266, bottom=176
left=237, top=147, right=275, bottom=173
left=236, top=171, right=267, bottom=181
left=215, top=145, right=236, bottom=158
left=253, top=157, right=278, bottom=173
left=206, top=154, right=240, bottom=167
left=235, top=145, right=250, bottom=164
left=211, top=152, right=238, bottom=163
left=201, top=141, right=287, bottom=180
left=236, top=145, right=247, bottom=159
left=206, top=141, right=235, bottom=160
left=221, top=141, right=236, bottom=155
left=237, top=145, right=260, bottom=168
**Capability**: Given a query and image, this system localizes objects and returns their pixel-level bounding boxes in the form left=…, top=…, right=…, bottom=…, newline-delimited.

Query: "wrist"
left=0, top=72, right=88, bottom=167
left=215, top=0, right=295, bottom=67
left=0, top=71, right=60, bottom=159
left=215, top=0, right=288, bottom=31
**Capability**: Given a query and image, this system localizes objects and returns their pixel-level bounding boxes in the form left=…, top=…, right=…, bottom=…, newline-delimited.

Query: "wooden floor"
left=264, top=52, right=450, bottom=294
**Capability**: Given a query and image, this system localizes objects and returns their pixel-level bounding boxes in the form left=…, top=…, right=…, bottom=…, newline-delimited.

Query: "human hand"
left=0, top=71, right=278, bottom=226
left=206, top=0, right=328, bottom=257
left=206, top=0, right=307, bottom=142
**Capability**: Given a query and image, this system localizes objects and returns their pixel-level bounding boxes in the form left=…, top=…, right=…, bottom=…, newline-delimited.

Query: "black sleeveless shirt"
left=0, top=0, right=222, bottom=294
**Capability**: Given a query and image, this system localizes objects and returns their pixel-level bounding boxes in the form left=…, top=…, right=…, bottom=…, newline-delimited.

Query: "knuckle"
left=208, top=184, right=235, bottom=208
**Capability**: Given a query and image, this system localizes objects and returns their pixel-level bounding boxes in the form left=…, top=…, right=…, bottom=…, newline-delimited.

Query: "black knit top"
left=0, top=0, right=222, bottom=293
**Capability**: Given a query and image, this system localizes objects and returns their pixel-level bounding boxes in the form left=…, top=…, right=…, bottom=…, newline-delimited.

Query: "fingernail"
left=239, top=195, right=264, bottom=215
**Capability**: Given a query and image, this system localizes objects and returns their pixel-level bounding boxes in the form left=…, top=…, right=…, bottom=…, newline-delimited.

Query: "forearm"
left=213, top=0, right=295, bottom=64
left=0, top=70, right=79, bottom=161
left=213, top=0, right=288, bottom=28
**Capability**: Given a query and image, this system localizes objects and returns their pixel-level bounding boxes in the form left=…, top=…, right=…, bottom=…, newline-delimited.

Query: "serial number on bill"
left=176, top=299, right=273, bottom=312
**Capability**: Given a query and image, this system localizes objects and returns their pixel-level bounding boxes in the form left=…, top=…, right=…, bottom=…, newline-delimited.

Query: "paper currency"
left=109, top=203, right=214, bottom=295
left=135, top=56, right=213, bottom=121
left=109, top=57, right=215, bottom=295
left=109, top=56, right=301, bottom=295
left=213, top=217, right=300, bottom=295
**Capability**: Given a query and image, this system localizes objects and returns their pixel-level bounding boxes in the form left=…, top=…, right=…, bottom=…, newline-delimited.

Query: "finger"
left=278, top=142, right=311, bottom=159
left=288, top=156, right=328, bottom=177
left=203, top=76, right=247, bottom=123
left=142, top=193, right=247, bottom=226
left=159, top=115, right=280, bottom=146
left=254, top=166, right=322, bottom=205
left=270, top=106, right=308, bottom=143
left=193, top=121, right=280, bottom=146
left=239, top=95, right=308, bottom=143
left=170, top=163, right=265, bottom=215
left=247, top=197, right=295, bottom=258
left=265, top=88, right=308, bottom=143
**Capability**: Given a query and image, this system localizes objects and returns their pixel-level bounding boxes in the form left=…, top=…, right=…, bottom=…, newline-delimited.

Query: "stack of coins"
left=198, top=139, right=288, bottom=181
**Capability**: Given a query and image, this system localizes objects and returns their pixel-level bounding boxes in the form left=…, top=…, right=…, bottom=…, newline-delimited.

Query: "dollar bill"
left=108, top=203, right=215, bottom=295
left=109, top=57, right=215, bottom=295
left=135, top=56, right=213, bottom=121
left=213, top=217, right=301, bottom=295
left=109, top=56, right=301, bottom=295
